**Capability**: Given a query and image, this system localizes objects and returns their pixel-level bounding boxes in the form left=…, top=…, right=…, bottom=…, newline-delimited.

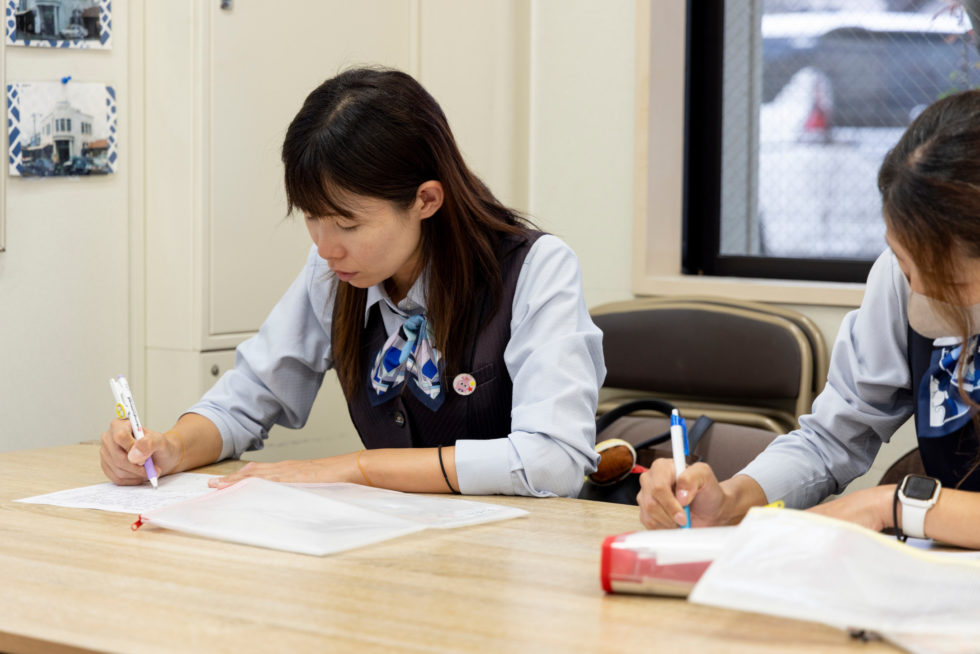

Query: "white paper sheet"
left=15, top=473, right=218, bottom=514
left=689, top=507, right=980, bottom=640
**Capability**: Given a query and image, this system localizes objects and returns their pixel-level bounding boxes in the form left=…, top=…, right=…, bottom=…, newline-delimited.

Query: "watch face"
left=903, top=475, right=938, bottom=501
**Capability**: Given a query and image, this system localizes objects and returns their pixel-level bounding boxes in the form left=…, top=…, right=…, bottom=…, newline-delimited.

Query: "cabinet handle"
left=211, top=365, right=220, bottom=377
left=220, top=0, right=232, bottom=9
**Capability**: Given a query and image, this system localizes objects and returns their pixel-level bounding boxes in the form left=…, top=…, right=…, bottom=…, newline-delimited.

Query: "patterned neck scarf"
left=917, top=336, right=980, bottom=438
left=369, top=314, right=444, bottom=411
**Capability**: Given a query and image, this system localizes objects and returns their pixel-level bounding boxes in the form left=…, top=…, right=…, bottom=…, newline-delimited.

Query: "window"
left=66, top=118, right=71, bottom=132
left=684, top=0, right=980, bottom=282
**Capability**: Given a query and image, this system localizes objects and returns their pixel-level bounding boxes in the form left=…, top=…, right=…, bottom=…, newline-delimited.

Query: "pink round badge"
left=453, top=373, right=477, bottom=396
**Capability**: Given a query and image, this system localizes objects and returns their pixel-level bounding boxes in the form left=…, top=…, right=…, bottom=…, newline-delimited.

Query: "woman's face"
left=305, top=183, right=442, bottom=300
left=887, top=229, right=980, bottom=305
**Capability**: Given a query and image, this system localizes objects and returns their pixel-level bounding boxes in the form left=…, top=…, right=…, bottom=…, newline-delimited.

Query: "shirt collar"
left=363, top=270, right=429, bottom=327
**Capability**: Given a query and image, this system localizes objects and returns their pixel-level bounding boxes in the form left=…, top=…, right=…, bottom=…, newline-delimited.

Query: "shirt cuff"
left=184, top=407, right=253, bottom=461
left=737, top=454, right=833, bottom=510
left=453, top=438, right=522, bottom=495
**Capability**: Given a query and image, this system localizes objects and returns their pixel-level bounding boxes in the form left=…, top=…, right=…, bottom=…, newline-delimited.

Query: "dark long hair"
left=281, top=67, right=531, bottom=398
left=878, top=89, right=980, bottom=486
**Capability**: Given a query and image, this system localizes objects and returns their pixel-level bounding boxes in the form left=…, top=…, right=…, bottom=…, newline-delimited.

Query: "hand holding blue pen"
left=669, top=409, right=691, bottom=528
left=109, top=375, right=159, bottom=489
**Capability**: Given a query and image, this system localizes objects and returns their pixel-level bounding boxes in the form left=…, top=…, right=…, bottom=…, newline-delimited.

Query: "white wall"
left=0, top=3, right=132, bottom=453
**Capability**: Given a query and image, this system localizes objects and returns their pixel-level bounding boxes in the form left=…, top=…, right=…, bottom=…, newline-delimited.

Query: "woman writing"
left=638, top=89, right=980, bottom=547
left=101, top=68, right=605, bottom=497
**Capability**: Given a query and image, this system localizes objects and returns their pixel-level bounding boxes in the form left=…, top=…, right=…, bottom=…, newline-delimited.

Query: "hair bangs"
left=284, top=151, right=359, bottom=219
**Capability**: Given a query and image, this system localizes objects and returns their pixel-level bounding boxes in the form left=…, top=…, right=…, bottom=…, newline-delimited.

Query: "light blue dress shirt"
left=189, top=234, right=605, bottom=497
left=739, top=249, right=914, bottom=507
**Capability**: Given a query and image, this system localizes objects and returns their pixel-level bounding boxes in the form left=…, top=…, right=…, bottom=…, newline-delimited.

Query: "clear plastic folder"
left=136, top=478, right=527, bottom=555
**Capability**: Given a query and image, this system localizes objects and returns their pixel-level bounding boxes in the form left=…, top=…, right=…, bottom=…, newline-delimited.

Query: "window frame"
left=631, top=0, right=867, bottom=306
left=683, top=0, right=876, bottom=284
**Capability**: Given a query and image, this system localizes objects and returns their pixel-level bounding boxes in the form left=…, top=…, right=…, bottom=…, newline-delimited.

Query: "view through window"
left=694, top=0, right=980, bottom=278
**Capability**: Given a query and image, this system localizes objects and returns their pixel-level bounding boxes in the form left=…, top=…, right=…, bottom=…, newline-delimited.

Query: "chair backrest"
left=591, top=296, right=828, bottom=432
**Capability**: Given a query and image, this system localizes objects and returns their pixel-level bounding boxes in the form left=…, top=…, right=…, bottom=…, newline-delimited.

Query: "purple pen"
left=109, top=375, right=159, bottom=488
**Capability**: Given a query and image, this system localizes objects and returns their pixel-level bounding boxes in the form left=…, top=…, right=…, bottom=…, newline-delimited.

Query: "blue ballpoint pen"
left=109, top=375, right=159, bottom=488
left=669, top=409, right=691, bottom=528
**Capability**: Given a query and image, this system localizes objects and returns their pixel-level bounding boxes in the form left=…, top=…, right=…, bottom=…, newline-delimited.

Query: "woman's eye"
left=338, top=223, right=358, bottom=231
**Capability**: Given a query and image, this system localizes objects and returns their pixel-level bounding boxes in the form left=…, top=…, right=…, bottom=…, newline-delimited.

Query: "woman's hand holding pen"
left=99, top=418, right=182, bottom=486
left=637, top=458, right=724, bottom=528
left=637, top=459, right=768, bottom=529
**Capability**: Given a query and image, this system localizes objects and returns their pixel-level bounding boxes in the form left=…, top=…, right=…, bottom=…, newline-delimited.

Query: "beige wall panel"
left=528, top=0, right=637, bottom=309
left=418, top=0, right=531, bottom=212
left=0, top=3, right=131, bottom=452
left=145, top=0, right=198, bottom=351
left=208, top=1, right=415, bottom=337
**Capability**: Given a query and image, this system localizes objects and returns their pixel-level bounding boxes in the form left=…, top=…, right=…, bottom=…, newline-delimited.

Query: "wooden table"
left=0, top=443, right=896, bottom=653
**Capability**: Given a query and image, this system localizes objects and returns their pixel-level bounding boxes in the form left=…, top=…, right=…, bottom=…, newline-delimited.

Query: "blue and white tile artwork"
left=7, top=81, right=117, bottom=177
left=6, top=0, right=111, bottom=50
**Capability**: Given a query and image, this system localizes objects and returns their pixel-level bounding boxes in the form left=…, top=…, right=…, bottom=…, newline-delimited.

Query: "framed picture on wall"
left=7, top=81, right=117, bottom=177
left=5, top=0, right=111, bottom=49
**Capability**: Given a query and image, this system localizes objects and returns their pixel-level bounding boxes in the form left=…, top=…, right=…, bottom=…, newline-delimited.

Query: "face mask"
left=908, top=291, right=980, bottom=339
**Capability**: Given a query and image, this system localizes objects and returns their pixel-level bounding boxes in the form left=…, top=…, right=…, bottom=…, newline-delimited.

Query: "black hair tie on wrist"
left=438, top=445, right=460, bottom=494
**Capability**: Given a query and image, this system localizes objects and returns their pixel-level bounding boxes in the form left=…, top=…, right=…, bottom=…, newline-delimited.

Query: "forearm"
left=892, top=486, right=980, bottom=549
left=164, top=413, right=224, bottom=474
left=717, top=474, right=769, bottom=525
left=354, top=446, right=459, bottom=493
left=811, top=485, right=980, bottom=549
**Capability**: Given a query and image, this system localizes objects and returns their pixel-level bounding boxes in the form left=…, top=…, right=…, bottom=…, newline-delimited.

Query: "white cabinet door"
left=207, top=1, right=416, bottom=339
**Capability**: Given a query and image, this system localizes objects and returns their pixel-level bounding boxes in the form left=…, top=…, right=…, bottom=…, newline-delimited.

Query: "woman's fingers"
left=100, top=419, right=145, bottom=484
left=100, top=418, right=172, bottom=485
left=207, top=458, right=344, bottom=489
left=637, top=458, right=684, bottom=529
left=637, top=459, right=727, bottom=529
left=209, top=461, right=266, bottom=489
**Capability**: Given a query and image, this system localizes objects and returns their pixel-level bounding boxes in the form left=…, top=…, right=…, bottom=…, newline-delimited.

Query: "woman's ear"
left=416, top=180, right=444, bottom=220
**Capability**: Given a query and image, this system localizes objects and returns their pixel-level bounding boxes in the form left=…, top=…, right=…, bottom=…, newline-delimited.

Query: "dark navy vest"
left=340, top=231, right=543, bottom=449
left=908, top=327, right=980, bottom=490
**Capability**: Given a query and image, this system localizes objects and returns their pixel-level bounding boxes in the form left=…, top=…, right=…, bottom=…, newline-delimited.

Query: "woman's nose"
left=309, top=225, right=344, bottom=261
left=318, top=240, right=344, bottom=262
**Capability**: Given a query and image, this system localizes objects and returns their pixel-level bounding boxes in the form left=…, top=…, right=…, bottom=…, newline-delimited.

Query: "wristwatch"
left=894, top=474, right=942, bottom=541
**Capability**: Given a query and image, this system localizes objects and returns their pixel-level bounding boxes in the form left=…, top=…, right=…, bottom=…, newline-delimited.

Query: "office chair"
left=578, top=297, right=828, bottom=505
left=590, top=296, right=828, bottom=433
